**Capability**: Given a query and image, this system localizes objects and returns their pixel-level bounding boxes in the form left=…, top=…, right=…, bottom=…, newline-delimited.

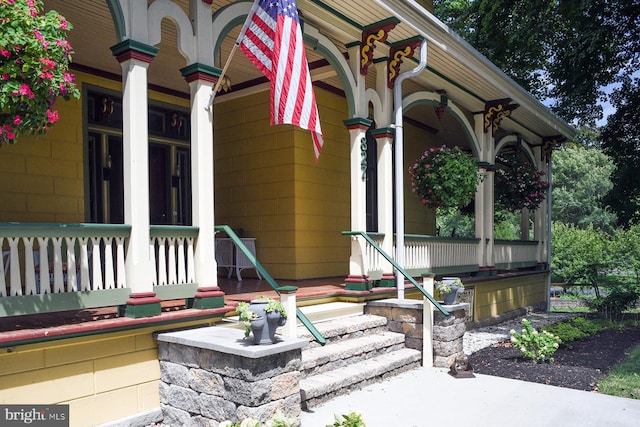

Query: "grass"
left=598, top=344, right=640, bottom=399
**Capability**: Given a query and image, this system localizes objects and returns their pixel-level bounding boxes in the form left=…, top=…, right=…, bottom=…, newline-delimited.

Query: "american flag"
left=239, top=0, right=324, bottom=161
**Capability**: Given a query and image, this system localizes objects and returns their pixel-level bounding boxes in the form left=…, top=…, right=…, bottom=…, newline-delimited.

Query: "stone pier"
left=366, top=299, right=469, bottom=368
left=157, top=327, right=306, bottom=426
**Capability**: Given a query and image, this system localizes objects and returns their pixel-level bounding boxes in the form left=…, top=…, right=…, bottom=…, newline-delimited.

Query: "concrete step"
left=301, top=331, right=407, bottom=377
left=299, top=348, right=422, bottom=409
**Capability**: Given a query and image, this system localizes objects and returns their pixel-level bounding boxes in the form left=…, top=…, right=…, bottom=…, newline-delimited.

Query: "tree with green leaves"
left=551, top=143, right=617, bottom=232
left=434, top=0, right=640, bottom=126
left=601, top=77, right=640, bottom=227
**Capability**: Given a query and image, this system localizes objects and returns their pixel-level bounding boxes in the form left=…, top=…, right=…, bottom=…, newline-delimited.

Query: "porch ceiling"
left=44, top=0, right=574, bottom=146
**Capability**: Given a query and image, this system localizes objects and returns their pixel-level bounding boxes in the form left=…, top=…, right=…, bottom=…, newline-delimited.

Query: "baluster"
left=0, top=237, right=7, bottom=297
left=149, top=237, right=158, bottom=286
left=168, top=237, right=177, bottom=285
left=177, top=237, right=186, bottom=284
left=103, top=237, right=115, bottom=289
left=51, top=237, right=65, bottom=293
left=36, top=237, right=51, bottom=294
left=116, top=237, right=126, bottom=288
left=65, top=237, right=78, bottom=292
left=24, top=238, right=37, bottom=295
left=156, top=237, right=167, bottom=286
left=8, top=238, right=22, bottom=296
left=91, top=237, right=103, bottom=290
left=186, top=237, right=195, bottom=283
left=78, top=238, right=90, bottom=291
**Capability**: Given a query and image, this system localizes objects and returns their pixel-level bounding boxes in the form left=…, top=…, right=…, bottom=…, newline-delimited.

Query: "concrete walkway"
left=300, top=366, right=640, bottom=427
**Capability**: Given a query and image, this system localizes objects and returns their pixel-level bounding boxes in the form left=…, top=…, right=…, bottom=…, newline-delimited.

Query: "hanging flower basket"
left=409, top=145, right=483, bottom=209
left=0, top=0, right=80, bottom=145
left=495, top=152, right=549, bottom=211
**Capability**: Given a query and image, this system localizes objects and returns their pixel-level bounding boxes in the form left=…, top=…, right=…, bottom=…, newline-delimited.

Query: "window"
left=85, top=88, right=192, bottom=225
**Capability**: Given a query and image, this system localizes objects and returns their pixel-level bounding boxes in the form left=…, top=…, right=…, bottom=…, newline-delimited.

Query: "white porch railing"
left=359, top=234, right=540, bottom=278
left=493, top=239, right=540, bottom=269
left=150, top=225, right=198, bottom=286
left=399, top=235, right=480, bottom=275
left=0, top=223, right=130, bottom=297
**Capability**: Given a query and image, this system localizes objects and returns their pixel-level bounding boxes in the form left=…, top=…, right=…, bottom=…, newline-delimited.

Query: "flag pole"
left=206, top=0, right=261, bottom=110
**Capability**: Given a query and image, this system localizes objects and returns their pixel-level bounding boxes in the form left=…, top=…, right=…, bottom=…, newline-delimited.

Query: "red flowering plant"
left=409, top=145, right=482, bottom=209
left=0, top=0, right=80, bottom=144
left=495, top=152, right=549, bottom=211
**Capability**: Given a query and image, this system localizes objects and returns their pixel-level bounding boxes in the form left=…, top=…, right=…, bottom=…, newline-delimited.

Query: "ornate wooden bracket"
left=483, top=99, right=519, bottom=135
left=541, top=135, right=567, bottom=160
left=360, top=18, right=399, bottom=76
left=387, top=37, right=423, bottom=89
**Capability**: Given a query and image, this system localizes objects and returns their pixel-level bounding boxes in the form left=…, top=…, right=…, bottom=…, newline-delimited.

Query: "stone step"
left=298, top=301, right=365, bottom=324
left=299, top=348, right=422, bottom=409
left=301, top=331, right=407, bottom=378
left=297, top=314, right=389, bottom=348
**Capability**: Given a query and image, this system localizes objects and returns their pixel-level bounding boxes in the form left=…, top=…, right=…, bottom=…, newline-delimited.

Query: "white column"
left=422, top=273, right=435, bottom=367
left=473, top=113, right=486, bottom=268
left=184, top=70, right=217, bottom=288
left=344, top=119, right=373, bottom=289
left=113, top=44, right=156, bottom=294
left=374, top=130, right=395, bottom=283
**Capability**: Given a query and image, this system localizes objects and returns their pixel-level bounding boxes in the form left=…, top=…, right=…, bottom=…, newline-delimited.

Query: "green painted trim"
left=494, top=239, right=539, bottom=246
left=190, top=296, right=225, bottom=310
left=105, top=0, right=126, bottom=41
left=0, top=289, right=130, bottom=317
left=373, top=56, right=388, bottom=64
left=0, top=311, right=228, bottom=348
left=153, top=283, right=199, bottom=300
left=371, top=127, right=395, bottom=137
left=401, top=234, right=480, bottom=244
left=110, top=39, right=159, bottom=58
left=409, top=265, right=479, bottom=276
left=345, top=281, right=373, bottom=291
left=343, top=117, right=373, bottom=128
left=377, top=278, right=396, bottom=288
left=211, top=1, right=253, bottom=58
left=277, top=286, right=299, bottom=292
left=123, top=302, right=161, bottom=318
left=0, top=223, right=131, bottom=238
left=345, top=41, right=361, bottom=49
left=362, top=16, right=401, bottom=30
left=180, top=63, right=220, bottom=78
left=495, top=261, right=539, bottom=270
left=150, top=225, right=199, bottom=238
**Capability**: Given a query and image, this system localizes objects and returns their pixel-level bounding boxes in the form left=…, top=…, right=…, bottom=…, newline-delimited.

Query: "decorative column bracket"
left=483, top=99, right=519, bottom=135
left=387, top=36, right=423, bottom=89
left=541, top=135, right=567, bottom=160
left=360, top=17, right=399, bottom=76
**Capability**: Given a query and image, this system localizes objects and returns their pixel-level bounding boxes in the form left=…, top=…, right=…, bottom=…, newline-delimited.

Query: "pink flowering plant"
left=495, top=152, right=549, bottom=211
left=0, top=0, right=79, bottom=144
left=409, top=145, right=482, bottom=209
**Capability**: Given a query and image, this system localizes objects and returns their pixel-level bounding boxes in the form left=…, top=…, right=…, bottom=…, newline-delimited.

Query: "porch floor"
left=0, top=275, right=404, bottom=338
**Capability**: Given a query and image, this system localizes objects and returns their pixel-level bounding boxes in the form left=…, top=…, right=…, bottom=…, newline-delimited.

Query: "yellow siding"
left=0, top=71, right=188, bottom=223
left=214, top=87, right=351, bottom=280
left=0, top=319, right=214, bottom=427
left=472, top=273, right=548, bottom=320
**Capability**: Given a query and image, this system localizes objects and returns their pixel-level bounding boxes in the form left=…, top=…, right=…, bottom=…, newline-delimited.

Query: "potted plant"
left=238, top=296, right=288, bottom=344
left=409, top=145, right=483, bottom=210
left=436, top=277, right=465, bottom=305
left=495, top=152, right=549, bottom=212
left=0, top=0, right=80, bottom=145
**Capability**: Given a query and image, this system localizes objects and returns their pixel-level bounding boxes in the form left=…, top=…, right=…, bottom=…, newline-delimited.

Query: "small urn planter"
left=238, top=297, right=288, bottom=345
left=436, top=277, right=465, bottom=305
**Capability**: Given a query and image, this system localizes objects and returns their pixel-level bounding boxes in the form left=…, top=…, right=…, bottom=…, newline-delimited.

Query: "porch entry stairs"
left=297, top=307, right=422, bottom=409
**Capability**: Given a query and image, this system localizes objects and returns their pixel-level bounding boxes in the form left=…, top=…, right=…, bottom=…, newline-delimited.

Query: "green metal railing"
left=342, top=231, right=450, bottom=316
left=215, top=225, right=326, bottom=345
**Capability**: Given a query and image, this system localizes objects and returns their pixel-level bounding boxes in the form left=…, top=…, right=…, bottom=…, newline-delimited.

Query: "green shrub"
left=588, top=287, right=639, bottom=319
left=510, top=319, right=562, bottom=362
left=327, top=411, right=366, bottom=427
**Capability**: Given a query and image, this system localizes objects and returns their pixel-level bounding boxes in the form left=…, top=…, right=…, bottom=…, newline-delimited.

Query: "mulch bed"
left=468, top=326, right=640, bottom=391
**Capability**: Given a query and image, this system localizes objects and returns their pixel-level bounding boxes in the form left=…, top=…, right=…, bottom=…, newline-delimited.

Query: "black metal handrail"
left=215, top=225, right=326, bottom=345
left=342, top=231, right=450, bottom=316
